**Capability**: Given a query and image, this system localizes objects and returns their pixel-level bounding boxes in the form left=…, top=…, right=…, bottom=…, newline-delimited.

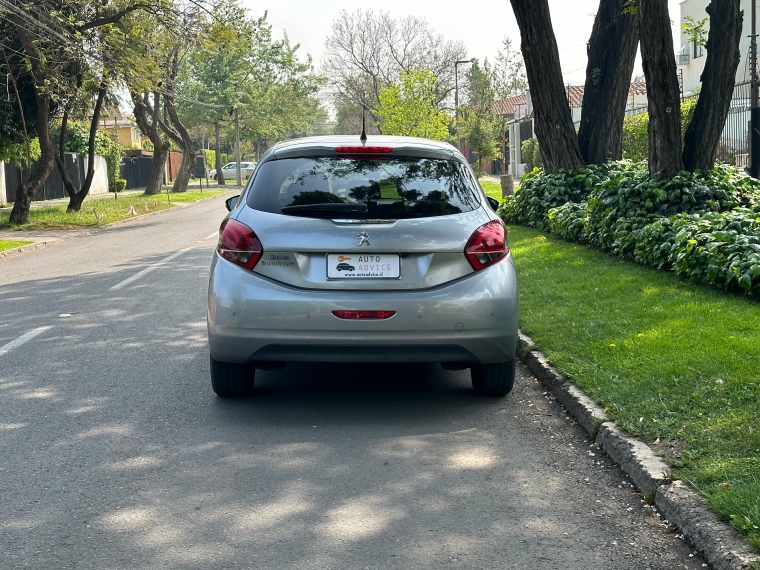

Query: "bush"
left=622, top=98, right=698, bottom=161
left=500, top=161, right=760, bottom=297
left=520, top=139, right=542, bottom=172
left=115, top=179, right=127, bottom=193
left=498, top=162, right=635, bottom=231
left=52, top=121, right=122, bottom=191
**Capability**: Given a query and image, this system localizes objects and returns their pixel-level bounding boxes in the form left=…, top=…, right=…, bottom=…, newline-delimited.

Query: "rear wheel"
left=210, top=355, right=256, bottom=397
left=471, top=359, right=515, bottom=397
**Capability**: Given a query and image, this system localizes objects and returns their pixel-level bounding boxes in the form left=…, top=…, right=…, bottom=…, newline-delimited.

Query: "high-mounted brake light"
left=334, top=146, right=393, bottom=154
left=217, top=219, right=263, bottom=270
left=465, top=220, right=509, bottom=271
left=332, top=310, right=396, bottom=320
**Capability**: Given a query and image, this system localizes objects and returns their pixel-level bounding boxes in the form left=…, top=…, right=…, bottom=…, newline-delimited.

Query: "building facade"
left=676, top=0, right=753, bottom=95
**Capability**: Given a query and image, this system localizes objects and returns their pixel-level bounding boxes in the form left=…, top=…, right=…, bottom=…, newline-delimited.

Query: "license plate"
left=327, top=254, right=400, bottom=279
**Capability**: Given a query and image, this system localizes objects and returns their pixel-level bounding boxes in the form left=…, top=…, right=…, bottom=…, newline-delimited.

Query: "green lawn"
left=0, top=239, right=33, bottom=252
left=509, top=225, right=760, bottom=550
left=0, top=190, right=228, bottom=231
left=480, top=179, right=520, bottom=204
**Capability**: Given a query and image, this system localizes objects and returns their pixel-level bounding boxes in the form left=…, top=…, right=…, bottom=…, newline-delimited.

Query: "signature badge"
left=357, top=232, right=370, bottom=246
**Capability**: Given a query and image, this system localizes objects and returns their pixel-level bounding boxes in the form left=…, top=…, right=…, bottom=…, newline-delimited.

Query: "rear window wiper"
left=280, top=203, right=369, bottom=218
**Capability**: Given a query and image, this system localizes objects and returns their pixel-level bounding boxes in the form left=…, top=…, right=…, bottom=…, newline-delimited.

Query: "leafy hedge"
left=622, top=98, right=697, bottom=161
left=52, top=122, right=123, bottom=191
left=499, top=162, right=760, bottom=296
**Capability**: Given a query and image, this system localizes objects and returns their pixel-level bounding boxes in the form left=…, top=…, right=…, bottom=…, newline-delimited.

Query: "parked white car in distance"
left=210, top=162, right=256, bottom=180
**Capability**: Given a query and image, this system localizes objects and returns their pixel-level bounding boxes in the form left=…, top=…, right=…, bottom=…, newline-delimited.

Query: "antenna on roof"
left=360, top=106, right=367, bottom=144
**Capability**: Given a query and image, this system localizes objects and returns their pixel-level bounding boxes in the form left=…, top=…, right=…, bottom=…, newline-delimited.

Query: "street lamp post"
left=454, top=59, right=472, bottom=153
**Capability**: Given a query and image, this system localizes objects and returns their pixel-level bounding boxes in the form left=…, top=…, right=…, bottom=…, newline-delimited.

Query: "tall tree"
left=322, top=10, right=466, bottom=121
left=2, top=0, right=159, bottom=223
left=460, top=60, right=501, bottom=174
left=492, top=37, right=527, bottom=173
left=375, top=69, right=449, bottom=140
left=638, top=0, right=684, bottom=178
left=578, top=0, right=640, bottom=164
left=509, top=0, right=584, bottom=173
left=682, top=0, right=743, bottom=172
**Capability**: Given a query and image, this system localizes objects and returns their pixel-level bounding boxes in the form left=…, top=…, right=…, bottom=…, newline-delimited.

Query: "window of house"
left=693, top=40, right=704, bottom=59
left=132, top=128, right=140, bottom=141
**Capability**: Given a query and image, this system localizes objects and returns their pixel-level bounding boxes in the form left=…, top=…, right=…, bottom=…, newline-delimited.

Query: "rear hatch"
left=234, top=150, right=495, bottom=291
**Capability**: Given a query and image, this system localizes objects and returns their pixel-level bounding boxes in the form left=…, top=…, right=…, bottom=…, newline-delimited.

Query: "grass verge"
left=0, top=190, right=228, bottom=231
left=0, top=239, right=33, bottom=252
left=480, top=179, right=520, bottom=204
left=509, top=225, right=760, bottom=550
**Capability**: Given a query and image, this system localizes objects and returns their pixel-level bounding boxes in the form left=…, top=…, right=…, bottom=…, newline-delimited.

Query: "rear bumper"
left=207, top=254, right=519, bottom=365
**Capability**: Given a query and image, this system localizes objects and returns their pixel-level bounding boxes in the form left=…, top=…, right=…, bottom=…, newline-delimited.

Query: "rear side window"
left=246, top=157, right=480, bottom=219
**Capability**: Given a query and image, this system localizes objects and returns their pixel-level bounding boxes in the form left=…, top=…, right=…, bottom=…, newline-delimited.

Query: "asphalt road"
left=0, top=197, right=707, bottom=569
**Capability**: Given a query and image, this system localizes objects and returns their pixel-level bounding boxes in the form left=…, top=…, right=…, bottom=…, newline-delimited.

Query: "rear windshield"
left=245, top=157, right=481, bottom=219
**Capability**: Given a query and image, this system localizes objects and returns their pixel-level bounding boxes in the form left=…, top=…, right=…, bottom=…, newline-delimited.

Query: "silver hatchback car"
left=207, top=136, right=519, bottom=397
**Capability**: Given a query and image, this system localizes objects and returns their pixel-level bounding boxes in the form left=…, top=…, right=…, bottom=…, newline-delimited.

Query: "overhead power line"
left=0, top=0, right=78, bottom=45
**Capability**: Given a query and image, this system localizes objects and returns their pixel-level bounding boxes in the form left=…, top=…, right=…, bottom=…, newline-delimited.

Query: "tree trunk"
left=162, top=94, right=195, bottom=193
left=578, top=0, right=640, bottom=164
left=682, top=0, right=743, bottom=172
left=132, top=91, right=170, bottom=195
left=639, top=0, right=684, bottom=178
left=7, top=20, right=54, bottom=225
left=67, top=85, right=107, bottom=211
left=55, top=108, right=79, bottom=201
left=214, top=120, right=225, bottom=185
left=509, top=0, right=585, bottom=173
left=8, top=93, right=53, bottom=224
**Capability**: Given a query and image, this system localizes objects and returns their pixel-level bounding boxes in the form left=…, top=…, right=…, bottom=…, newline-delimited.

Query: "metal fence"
left=3, top=153, right=85, bottom=203
left=623, top=82, right=751, bottom=168
left=717, top=81, right=750, bottom=167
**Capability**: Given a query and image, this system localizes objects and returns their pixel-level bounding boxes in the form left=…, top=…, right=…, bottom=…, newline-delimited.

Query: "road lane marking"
left=0, top=326, right=53, bottom=357
left=205, top=232, right=218, bottom=240
left=110, top=248, right=191, bottom=291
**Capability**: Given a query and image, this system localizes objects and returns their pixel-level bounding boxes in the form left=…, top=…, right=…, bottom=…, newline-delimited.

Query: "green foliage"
left=115, top=179, right=126, bottom=193
left=53, top=122, right=122, bottom=190
left=622, top=99, right=698, bottom=161
left=521, top=138, right=542, bottom=172
left=498, top=163, right=612, bottom=230
left=0, top=138, right=41, bottom=168
left=178, top=4, right=325, bottom=146
left=460, top=60, right=502, bottom=173
left=499, top=161, right=760, bottom=296
left=375, top=69, right=450, bottom=140
left=683, top=16, right=709, bottom=48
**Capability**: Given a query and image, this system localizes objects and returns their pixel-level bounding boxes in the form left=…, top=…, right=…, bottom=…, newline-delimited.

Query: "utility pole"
left=751, top=0, right=760, bottom=178
left=234, top=107, right=242, bottom=186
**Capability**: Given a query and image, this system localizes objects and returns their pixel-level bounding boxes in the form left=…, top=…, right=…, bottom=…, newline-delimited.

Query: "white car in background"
left=210, top=162, right=256, bottom=180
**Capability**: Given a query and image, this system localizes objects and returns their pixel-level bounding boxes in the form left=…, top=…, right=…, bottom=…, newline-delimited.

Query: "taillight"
left=332, top=310, right=396, bottom=320
left=217, top=219, right=263, bottom=270
left=465, top=220, right=509, bottom=271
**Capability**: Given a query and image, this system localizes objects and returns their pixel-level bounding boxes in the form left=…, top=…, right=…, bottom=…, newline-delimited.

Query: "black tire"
left=471, top=359, right=516, bottom=397
left=210, top=355, right=256, bottom=397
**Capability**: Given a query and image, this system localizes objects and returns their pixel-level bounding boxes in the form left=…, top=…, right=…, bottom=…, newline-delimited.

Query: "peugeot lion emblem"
left=357, top=232, right=371, bottom=246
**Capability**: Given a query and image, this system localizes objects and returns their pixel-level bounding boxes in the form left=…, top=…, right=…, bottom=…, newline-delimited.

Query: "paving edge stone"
left=515, top=330, right=759, bottom=570
left=0, top=191, right=234, bottom=262
left=657, top=482, right=760, bottom=570
left=0, top=241, right=55, bottom=261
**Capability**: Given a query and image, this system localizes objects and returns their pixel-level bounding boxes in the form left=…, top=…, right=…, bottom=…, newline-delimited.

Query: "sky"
left=253, top=0, right=684, bottom=86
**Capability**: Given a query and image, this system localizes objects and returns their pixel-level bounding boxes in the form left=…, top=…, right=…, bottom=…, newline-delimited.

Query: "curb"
left=516, top=331, right=760, bottom=570
left=0, top=191, right=234, bottom=262
left=0, top=240, right=57, bottom=261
